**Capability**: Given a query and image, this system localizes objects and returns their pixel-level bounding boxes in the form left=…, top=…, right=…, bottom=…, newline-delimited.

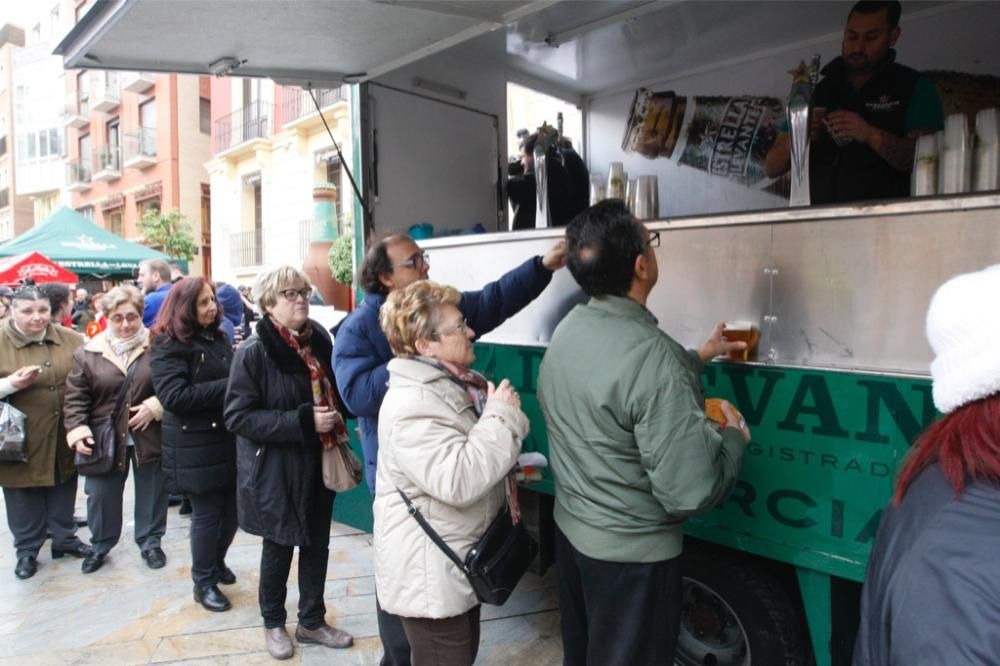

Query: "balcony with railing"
left=92, top=72, right=122, bottom=113
left=123, top=128, right=157, bottom=169
left=94, top=145, right=122, bottom=181
left=230, top=229, right=263, bottom=267
left=63, top=97, right=90, bottom=129
left=215, top=101, right=270, bottom=156
left=66, top=159, right=92, bottom=192
left=122, top=71, right=155, bottom=94
left=281, top=86, right=349, bottom=127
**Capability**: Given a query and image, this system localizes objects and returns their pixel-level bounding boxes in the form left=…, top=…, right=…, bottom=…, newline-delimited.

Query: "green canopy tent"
left=0, top=207, right=171, bottom=277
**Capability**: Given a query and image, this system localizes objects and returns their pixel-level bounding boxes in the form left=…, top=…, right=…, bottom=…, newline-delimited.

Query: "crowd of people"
left=1, top=199, right=997, bottom=664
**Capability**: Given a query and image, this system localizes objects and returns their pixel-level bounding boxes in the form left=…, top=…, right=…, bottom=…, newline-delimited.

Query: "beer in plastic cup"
left=724, top=321, right=759, bottom=361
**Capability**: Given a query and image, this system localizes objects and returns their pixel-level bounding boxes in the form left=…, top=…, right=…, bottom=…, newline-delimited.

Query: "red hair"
left=152, top=277, right=222, bottom=343
left=894, top=393, right=1000, bottom=504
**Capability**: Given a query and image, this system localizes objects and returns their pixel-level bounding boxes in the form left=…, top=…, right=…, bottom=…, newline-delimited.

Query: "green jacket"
left=538, top=295, right=744, bottom=563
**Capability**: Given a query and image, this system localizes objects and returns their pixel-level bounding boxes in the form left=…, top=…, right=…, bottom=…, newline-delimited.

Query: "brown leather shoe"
left=294, top=622, right=354, bottom=649
left=264, top=626, right=294, bottom=660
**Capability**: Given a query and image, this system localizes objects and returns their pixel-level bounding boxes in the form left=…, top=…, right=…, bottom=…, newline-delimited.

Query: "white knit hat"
left=926, top=264, right=1000, bottom=413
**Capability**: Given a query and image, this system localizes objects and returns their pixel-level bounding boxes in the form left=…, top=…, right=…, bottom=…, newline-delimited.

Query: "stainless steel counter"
left=421, top=193, right=1000, bottom=376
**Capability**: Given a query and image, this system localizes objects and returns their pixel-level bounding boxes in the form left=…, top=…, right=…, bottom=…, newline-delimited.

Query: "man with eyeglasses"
left=332, top=231, right=566, bottom=666
left=537, top=200, right=750, bottom=665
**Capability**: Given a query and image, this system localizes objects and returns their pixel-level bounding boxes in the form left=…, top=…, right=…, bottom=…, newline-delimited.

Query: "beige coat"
left=374, top=358, right=529, bottom=619
left=0, top=320, right=84, bottom=488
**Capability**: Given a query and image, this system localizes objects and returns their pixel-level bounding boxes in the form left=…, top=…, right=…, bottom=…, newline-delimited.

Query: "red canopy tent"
left=0, top=251, right=79, bottom=286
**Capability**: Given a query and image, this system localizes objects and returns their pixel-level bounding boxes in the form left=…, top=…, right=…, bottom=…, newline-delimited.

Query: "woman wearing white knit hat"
left=854, top=264, right=1000, bottom=665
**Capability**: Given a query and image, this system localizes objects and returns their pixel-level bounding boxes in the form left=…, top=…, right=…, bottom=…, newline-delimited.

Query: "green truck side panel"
left=470, top=342, right=935, bottom=582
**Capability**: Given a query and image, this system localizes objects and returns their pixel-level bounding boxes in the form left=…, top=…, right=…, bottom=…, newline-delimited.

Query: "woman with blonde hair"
left=375, top=280, right=529, bottom=665
left=225, top=265, right=354, bottom=659
left=63, top=285, right=167, bottom=574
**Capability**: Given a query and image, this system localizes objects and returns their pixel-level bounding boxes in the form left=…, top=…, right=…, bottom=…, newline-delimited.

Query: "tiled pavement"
left=0, top=484, right=563, bottom=665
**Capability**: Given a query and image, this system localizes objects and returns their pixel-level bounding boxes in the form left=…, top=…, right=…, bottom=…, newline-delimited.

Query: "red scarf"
left=271, top=318, right=349, bottom=449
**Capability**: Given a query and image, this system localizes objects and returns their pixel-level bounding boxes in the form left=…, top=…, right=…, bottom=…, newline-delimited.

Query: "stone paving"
left=0, top=485, right=563, bottom=665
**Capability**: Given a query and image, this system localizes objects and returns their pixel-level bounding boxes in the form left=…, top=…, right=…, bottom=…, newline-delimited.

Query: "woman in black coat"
left=224, top=266, right=354, bottom=661
left=150, top=277, right=237, bottom=613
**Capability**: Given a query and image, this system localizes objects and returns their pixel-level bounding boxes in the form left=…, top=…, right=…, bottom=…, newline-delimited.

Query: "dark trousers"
left=555, top=524, right=682, bottom=666
left=84, top=447, right=168, bottom=555
left=3, top=475, right=81, bottom=558
left=188, top=488, right=238, bottom=586
left=400, top=606, right=481, bottom=666
left=258, top=486, right=334, bottom=629
left=378, top=596, right=413, bottom=666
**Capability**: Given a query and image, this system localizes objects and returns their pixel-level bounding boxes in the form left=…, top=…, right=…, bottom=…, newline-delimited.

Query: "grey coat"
left=853, top=464, right=1000, bottom=665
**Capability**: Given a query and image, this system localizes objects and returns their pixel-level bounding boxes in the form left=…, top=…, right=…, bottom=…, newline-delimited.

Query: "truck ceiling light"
left=208, top=57, right=246, bottom=77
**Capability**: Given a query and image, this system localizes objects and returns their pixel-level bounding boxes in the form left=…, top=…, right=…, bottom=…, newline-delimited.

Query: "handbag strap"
left=395, top=487, right=470, bottom=575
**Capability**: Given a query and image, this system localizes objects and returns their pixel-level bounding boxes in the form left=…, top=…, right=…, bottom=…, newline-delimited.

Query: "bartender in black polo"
left=765, top=0, right=944, bottom=204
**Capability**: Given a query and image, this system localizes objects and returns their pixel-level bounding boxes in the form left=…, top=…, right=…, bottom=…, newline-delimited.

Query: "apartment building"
left=64, top=66, right=213, bottom=275
left=0, top=24, right=32, bottom=242
left=206, top=77, right=352, bottom=286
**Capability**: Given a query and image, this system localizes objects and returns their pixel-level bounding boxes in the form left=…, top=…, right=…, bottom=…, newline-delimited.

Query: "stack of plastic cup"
left=911, top=134, right=938, bottom=197
left=607, top=162, right=626, bottom=200
left=973, top=108, right=999, bottom=192
left=939, top=112, right=972, bottom=194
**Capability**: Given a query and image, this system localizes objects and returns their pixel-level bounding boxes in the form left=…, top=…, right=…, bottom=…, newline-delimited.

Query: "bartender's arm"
left=764, top=113, right=825, bottom=178
left=825, top=78, right=944, bottom=172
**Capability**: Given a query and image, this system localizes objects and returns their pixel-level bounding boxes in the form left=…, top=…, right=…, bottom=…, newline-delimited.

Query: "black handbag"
left=396, top=487, right=538, bottom=606
left=75, top=361, right=138, bottom=476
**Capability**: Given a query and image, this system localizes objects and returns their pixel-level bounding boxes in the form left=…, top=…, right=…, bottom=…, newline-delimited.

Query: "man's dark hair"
left=359, top=233, right=408, bottom=296
left=521, top=132, right=539, bottom=156
left=849, top=1, right=902, bottom=29
left=566, top=199, right=647, bottom=298
left=38, top=282, right=72, bottom=316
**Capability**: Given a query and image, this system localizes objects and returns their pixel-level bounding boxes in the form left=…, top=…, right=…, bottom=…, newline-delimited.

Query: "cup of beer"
left=724, top=321, right=759, bottom=361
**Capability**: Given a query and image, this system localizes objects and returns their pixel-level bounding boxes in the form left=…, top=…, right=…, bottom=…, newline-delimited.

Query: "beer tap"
left=787, top=55, right=821, bottom=207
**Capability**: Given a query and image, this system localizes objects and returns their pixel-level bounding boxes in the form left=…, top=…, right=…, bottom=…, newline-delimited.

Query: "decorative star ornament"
left=788, top=61, right=814, bottom=84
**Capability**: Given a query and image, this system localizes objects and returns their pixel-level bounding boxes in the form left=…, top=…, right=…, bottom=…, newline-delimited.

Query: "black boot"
left=81, top=552, right=106, bottom=574
left=193, top=584, right=231, bottom=612
left=14, top=555, right=37, bottom=580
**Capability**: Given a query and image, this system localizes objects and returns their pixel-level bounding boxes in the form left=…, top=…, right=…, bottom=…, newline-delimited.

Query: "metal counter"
left=421, top=193, right=1000, bottom=376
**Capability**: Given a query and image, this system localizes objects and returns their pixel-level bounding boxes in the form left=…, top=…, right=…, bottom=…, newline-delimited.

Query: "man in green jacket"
left=538, top=199, right=750, bottom=665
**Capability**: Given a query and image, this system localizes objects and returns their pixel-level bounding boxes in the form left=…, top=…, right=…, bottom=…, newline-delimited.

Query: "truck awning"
left=55, top=0, right=557, bottom=87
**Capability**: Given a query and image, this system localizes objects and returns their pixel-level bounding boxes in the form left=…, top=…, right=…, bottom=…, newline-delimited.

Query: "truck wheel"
left=676, top=545, right=810, bottom=666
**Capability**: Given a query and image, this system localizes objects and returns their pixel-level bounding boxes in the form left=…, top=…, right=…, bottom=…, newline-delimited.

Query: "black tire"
left=677, top=543, right=811, bottom=666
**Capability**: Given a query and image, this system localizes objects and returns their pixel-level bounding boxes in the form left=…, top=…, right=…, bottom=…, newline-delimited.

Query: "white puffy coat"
left=374, top=358, right=529, bottom=619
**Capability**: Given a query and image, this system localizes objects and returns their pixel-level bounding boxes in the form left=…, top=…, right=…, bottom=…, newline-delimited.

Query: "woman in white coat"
left=376, top=280, right=528, bottom=665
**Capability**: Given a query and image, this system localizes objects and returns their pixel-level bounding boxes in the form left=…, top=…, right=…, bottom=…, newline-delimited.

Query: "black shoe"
left=141, top=547, right=167, bottom=569
left=52, top=542, right=94, bottom=559
left=179, top=498, right=192, bottom=516
left=81, top=552, right=106, bottom=574
left=218, top=565, right=236, bottom=585
left=193, top=584, right=231, bottom=612
left=14, top=555, right=37, bottom=580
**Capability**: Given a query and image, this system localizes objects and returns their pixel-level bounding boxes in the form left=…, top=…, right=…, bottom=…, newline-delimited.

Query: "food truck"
left=57, top=2, right=1000, bottom=664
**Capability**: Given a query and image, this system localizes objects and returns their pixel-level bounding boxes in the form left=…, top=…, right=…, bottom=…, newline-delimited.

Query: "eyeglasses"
left=108, top=313, right=141, bottom=324
left=647, top=230, right=661, bottom=249
left=435, top=318, right=469, bottom=337
left=391, top=251, right=429, bottom=271
left=279, top=288, right=312, bottom=302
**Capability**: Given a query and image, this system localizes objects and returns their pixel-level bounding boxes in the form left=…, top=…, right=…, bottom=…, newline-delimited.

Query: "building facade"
left=0, top=24, right=33, bottom=242
left=206, top=77, right=352, bottom=286
left=64, top=65, right=213, bottom=276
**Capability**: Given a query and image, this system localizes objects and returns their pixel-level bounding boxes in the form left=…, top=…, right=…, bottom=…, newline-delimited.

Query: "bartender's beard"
left=843, top=49, right=889, bottom=74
